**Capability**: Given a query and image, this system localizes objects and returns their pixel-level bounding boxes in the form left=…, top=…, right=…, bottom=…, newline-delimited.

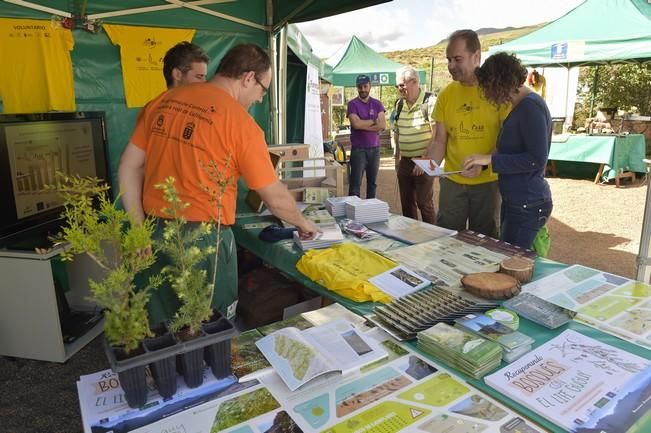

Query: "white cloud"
left=297, top=5, right=411, bottom=58
left=296, top=0, right=585, bottom=58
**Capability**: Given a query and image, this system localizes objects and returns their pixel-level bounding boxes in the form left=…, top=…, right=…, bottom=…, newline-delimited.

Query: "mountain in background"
left=381, top=24, right=544, bottom=92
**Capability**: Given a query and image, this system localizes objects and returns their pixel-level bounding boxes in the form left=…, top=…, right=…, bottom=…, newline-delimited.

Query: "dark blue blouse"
left=491, top=93, right=552, bottom=205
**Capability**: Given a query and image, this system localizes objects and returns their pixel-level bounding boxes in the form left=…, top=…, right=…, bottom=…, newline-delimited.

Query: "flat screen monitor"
left=0, top=111, right=111, bottom=250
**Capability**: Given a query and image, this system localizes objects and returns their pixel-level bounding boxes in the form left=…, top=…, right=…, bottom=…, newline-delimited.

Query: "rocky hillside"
left=382, top=24, right=543, bottom=93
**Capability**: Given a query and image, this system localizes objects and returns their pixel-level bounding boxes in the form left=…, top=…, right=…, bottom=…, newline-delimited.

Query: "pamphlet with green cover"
left=523, top=264, right=651, bottom=349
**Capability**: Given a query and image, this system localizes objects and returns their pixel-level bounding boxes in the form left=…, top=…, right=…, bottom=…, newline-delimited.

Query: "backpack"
left=394, top=91, right=434, bottom=123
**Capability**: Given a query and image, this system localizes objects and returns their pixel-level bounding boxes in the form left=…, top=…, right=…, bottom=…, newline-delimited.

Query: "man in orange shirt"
left=119, top=43, right=319, bottom=322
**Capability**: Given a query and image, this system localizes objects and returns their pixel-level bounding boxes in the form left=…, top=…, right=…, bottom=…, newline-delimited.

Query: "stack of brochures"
left=302, top=209, right=337, bottom=227
left=325, top=196, right=361, bottom=217
left=417, top=322, right=502, bottom=379
left=293, top=225, right=344, bottom=250
left=454, top=313, right=534, bottom=362
left=344, top=198, right=389, bottom=224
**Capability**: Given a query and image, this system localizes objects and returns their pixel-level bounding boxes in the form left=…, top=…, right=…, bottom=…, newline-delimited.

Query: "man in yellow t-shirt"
left=119, top=44, right=319, bottom=322
left=427, top=30, right=510, bottom=238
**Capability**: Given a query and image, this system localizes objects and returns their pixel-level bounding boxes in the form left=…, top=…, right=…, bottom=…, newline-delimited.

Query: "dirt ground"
left=361, top=157, right=647, bottom=279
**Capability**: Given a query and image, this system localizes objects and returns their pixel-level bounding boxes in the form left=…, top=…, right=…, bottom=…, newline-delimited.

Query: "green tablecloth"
left=233, top=193, right=650, bottom=433
left=549, top=134, right=647, bottom=181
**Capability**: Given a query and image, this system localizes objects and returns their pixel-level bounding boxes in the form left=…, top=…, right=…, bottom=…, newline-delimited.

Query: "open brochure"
left=255, top=319, right=387, bottom=391
left=412, top=158, right=464, bottom=176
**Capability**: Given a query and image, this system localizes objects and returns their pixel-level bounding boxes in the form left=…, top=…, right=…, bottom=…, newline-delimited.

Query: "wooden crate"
left=278, top=157, right=346, bottom=200
left=268, top=144, right=310, bottom=163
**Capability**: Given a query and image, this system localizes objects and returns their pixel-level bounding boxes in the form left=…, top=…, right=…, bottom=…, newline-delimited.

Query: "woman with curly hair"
left=462, top=52, right=552, bottom=250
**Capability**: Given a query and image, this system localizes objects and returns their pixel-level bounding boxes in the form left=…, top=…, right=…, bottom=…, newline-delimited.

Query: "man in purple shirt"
left=347, top=74, right=387, bottom=198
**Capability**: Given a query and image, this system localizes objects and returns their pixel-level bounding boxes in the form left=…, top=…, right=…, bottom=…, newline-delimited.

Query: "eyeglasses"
left=396, top=80, right=412, bottom=89
left=254, top=76, right=269, bottom=95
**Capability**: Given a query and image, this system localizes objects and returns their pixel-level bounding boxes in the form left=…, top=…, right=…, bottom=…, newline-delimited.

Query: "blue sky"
left=297, top=0, right=586, bottom=58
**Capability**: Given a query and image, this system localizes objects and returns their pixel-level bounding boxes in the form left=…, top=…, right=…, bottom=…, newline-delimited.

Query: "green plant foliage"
left=155, top=157, right=233, bottom=337
left=155, top=177, right=216, bottom=336
left=577, top=64, right=651, bottom=122
left=52, top=175, right=161, bottom=353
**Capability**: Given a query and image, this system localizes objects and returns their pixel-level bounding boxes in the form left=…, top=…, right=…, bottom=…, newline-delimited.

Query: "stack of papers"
left=344, top=198, right=389, bottom=224
left=454, top=313, right=534, bottom=363
left=325, top=196, right=361, bottom=217
left=293, top=225, right=344, bottom=250
left=417, top=323, right=502, bottom=379
left=303, top=209, right=337, bottom=227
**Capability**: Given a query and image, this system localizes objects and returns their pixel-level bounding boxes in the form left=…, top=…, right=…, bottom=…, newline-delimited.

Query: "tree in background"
left=575, top=64, right=651, bottom=128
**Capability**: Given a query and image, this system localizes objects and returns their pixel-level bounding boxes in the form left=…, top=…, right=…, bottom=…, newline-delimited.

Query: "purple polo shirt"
left=347, top=97, right=385, bottom=148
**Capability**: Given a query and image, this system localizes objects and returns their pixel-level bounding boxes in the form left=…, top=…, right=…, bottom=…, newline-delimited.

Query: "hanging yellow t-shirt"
left=0, top=18, right=75, bottom=113
left=104, top=24, right=195, bottom=108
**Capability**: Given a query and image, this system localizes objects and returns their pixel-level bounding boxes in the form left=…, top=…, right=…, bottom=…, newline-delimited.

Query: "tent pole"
left=268, top=0, right=279, bottom=145
left=4, top=0, right=71, bottom=17
left=636, top=163, right=651, bottom=282
left=589, top=66, right=599, bottom=118
left=87, top=0, right=231, bottom=20
left=278, top=24, right=288, bottom=144
left=430, top=56, right=435, bottom=92
left=563, top=66, right=571, bottom=132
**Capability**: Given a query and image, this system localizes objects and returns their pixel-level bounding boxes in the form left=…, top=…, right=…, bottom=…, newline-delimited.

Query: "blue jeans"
left=501, top=199, right=553, bottom=250
left=349, top=147, right=380, bottom=198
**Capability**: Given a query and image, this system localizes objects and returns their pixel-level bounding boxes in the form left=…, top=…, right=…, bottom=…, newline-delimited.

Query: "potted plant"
left=53, top=175, right=162, bottom=408
left=153, top=158, right=235, bottom=387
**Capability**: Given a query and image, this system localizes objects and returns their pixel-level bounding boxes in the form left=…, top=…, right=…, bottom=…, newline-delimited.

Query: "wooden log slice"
left=500, top=256, right=535, bottom=283
left=461, top=272, right=521, bottom=300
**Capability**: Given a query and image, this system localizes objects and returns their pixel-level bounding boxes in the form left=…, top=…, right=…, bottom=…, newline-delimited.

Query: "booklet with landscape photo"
left=368, top=264, right=430, bottom=298
left=485, top=329, right=651, bottom=433
left=255, top=319, right=387, bottom=391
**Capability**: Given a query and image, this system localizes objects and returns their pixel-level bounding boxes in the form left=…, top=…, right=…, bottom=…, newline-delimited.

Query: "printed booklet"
left=412, top=158, right=464, bottom=176
left=368, top=264, right=431, bottom=298
left=485, top=329, right=651, bottom=433
left=255, top=319, right=387, bottom=391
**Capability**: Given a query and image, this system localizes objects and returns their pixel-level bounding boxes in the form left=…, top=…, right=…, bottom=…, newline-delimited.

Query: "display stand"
left=0, top=246, right=104, bottom=362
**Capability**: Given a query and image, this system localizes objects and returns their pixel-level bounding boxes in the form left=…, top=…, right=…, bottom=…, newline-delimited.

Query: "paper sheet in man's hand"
left=412, top=158, right=464, bottom=176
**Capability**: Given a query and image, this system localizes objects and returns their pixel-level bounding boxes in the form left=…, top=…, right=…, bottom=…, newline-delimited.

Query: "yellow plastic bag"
left=296, top=243, right=396, bottom=303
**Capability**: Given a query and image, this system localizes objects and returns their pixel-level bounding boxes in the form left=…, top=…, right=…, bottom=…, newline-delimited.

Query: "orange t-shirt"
left=129, top=83, right=277, bottom=224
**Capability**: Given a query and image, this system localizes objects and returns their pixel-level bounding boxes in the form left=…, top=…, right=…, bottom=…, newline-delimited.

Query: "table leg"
left=594, top=164, right=605, bottom=184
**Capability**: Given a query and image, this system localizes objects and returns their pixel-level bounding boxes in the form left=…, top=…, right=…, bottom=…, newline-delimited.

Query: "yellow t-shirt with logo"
left=104, top=24, right=195, bottom=108
left=0, top=18, right=75, bottom=113
left=434, top=81, right=510, bottom=185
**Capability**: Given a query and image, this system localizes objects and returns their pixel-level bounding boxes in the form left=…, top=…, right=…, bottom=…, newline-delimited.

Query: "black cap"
left=356, top=74, right=371, bottom=86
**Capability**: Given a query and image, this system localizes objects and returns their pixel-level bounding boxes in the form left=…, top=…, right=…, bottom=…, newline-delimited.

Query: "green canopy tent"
left=327, top=35, right=425, bottom=86
left=488, top=0, right=651, bottom=67
left=489, top=0, right=651, bottom=283
left=0, top=0, right=391, bottom=183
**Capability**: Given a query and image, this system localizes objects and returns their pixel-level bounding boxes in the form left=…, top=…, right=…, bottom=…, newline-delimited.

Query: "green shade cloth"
left=326, top=35, right=426, bottom=86
left=489, top=0, right=651, bottom=66
left=549, top=133, right=646, bottom=181
left=232, top=187, right=650, bottom=433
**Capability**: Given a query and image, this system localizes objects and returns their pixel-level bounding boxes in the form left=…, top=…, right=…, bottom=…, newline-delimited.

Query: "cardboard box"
left=268, top=143, right=310, bottom=162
